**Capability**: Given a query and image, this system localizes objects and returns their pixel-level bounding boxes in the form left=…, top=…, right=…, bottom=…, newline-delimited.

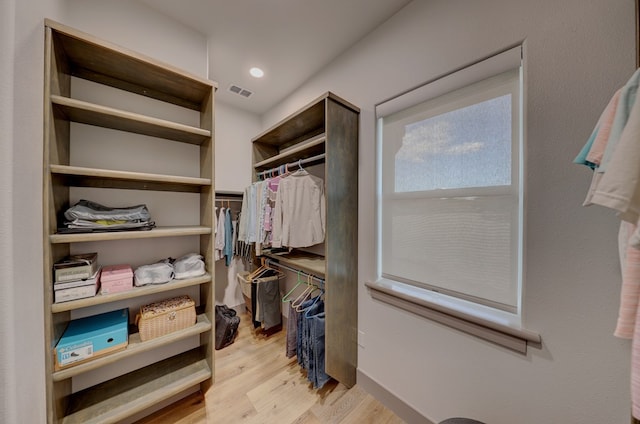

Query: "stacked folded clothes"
left=133, top=253, right=206, bottom=286
left=58, top=199, right=155, bottom=233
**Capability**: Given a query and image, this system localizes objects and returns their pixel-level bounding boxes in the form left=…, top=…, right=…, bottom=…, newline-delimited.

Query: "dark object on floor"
left=215, top=305, right=240, bottom=350
left=439, top=419, right=485, bottom=424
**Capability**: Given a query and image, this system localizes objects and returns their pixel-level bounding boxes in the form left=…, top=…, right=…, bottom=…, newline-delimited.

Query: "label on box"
left=54, top=253, right=99, bottom=282
left=57, top=341, right=94, bottom=366
left=54, top=284, right=98, bottom=303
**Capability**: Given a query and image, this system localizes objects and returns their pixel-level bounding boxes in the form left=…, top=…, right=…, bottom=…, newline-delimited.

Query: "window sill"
left=365, top=279, right=541, bottom=354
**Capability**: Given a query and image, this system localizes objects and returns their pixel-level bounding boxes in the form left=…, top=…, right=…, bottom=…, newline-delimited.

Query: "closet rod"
left=265, top=258, right=325, bottom=284
left=256, top=153, right=326, bottom=179
left=215, top=197, right=243, bottom=203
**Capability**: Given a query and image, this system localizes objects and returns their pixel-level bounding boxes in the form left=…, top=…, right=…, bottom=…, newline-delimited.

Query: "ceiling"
left=137, top=0, right=412, bottom=115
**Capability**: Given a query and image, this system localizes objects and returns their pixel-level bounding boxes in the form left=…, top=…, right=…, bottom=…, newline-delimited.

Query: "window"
left=369, top=46, right=540, bottom=352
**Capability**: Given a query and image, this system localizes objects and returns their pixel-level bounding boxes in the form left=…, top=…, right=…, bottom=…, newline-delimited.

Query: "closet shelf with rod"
left=264, top=257, right=325, bottom=284
left=261, top=250, right=325, bottom=279
left=251, top=91, right=358, bottom=387
left=215, top=197, right=243, bottom=203
left=254, top=133, right=326, bottom=170
left=255, top=153, right=326, bottom=179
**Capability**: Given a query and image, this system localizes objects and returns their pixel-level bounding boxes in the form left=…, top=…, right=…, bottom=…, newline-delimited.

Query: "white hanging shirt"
left=271, top=169, right=325, bottom=248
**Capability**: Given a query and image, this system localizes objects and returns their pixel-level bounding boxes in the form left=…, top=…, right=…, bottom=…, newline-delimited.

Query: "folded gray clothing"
left=64, top=219, right=153, bottom=229
left=64, top=199, right=151, bottom=222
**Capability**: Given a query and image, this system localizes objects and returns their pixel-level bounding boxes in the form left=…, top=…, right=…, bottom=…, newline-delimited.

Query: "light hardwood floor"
left=135, top=311, right=405, bottom=424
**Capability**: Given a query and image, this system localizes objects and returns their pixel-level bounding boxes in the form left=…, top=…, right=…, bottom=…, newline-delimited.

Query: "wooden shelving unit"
left=252, top=92, right=359, bottom=387
left=42, top=19, right=216, bottom=423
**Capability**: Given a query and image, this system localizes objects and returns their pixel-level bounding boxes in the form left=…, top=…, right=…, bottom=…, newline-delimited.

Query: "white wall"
left=215, top=102, right=258, bottom=193
left=263, top=1, right=635, bottom=423
left=60, top=0, right=207, bottom=77
left=213, top=102, right=257, bottom=308
left=1, top=2, right=17, bottom=422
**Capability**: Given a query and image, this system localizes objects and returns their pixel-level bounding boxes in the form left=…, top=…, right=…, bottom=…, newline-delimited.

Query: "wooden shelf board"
left=51, top=274, right=212, bottom=313
left=50, top=226, right=211, bottom=244
left=46, top=19, right=216, bottom=110
left=251, top=92, right=359, bottom=148
left=262, top=250, right=326, bottom=278
left=52, top=95, right=210, bottom=145
left=61, top=349, right=211, bottom=424
left=50, top=165, right=210, bottom=193
left=53, top=314, right=211, bottom=381
left=252, top=99, right=325, bottom=147
left=254, top=134, right=326, bottom=170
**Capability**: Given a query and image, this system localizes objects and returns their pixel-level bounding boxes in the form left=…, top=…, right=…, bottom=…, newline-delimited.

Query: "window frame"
left=369, top=45, right=540, bottom=353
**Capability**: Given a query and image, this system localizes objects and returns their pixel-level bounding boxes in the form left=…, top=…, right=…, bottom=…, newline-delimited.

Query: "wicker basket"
left=136, top=295, right=196, bottom=341
left=237, top=271, right=252, bottom=298
left=237, top=271, right=252, bottom=312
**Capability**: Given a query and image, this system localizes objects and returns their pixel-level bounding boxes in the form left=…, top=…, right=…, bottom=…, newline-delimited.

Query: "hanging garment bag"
left=215, top=305, right=240, bottom=350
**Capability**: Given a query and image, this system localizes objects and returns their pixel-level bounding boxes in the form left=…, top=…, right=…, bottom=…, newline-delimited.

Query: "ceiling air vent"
left=228, top=84, right=253, bottom=98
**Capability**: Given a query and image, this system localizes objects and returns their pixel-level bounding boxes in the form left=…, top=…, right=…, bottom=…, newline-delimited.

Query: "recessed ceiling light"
left=249, top=67, right=264, bottom=78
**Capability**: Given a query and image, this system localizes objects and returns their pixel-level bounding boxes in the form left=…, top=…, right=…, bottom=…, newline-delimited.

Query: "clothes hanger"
left=247, top=257, right=268, bottom=280
left=296, top=276, right=324, bottom=318
left=303, top=287, right=325, bottom=318
left=291, top=273, right=314, bottom=309
left=293, top=274, right=320, bottom=312
left=292, top=159, right=308, bottom=175
left=253, top=259, right=284, bottom=281
left=296, top=287, right=322, bottom=313
left=279, top=163, right=291, bottom=178
left=282, top=270, right=305, bottom=303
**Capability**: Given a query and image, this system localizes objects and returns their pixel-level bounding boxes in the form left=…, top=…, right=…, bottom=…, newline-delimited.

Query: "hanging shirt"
left=575, top=68, right=640, bottom=420
left=597, top=68, right=640, bottom=174
left=574, top=89, right=622, bottom=169
left=272, top=169, right=326, bottom=248
left=256, top=180, right=269, bottom=246
left=214, top=207, right=226, bottom=261
left=224, top=208, right=234, bottom=266
left=264, top=176, right=282, bottom=235
left=247, top=183, right=258, bottom=243
left=589, top=82, right=640, bottom=247
left=238, top=187, right=249, bottom=242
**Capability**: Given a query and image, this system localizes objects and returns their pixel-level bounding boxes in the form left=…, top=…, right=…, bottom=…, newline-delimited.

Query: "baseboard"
left=357, top=369, right=435, bottom=424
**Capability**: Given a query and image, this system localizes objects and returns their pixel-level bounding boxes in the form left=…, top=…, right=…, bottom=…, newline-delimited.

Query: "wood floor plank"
left=133, top=311, right=404, bottom=424
left=340, top=394, right=406, bottom=424
left=204, top=393, right=256, bottom=423
left=290, top=410, right=324, bottom=424
left=246, top=367, right=319, bottom=423
left=310, top=385, right=369, bottom=424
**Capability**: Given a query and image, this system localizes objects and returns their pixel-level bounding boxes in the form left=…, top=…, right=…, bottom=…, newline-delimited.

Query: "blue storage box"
left=55, top=308, right=129, bottom=370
